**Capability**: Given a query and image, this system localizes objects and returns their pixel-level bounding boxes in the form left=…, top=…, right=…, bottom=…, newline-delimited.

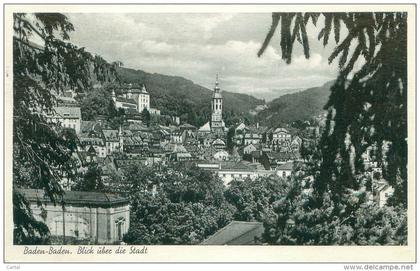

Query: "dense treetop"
left=258, top=12, right=408, bottom=207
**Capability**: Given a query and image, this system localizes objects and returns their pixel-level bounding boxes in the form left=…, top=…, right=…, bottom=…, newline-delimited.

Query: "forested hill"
left=256, top=80, right=335, bottom=127
left=116, top=67, right=265, bottom=126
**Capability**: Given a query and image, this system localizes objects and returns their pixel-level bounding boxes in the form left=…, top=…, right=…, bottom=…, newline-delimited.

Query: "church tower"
left=211, top=74, right=224, bottom=133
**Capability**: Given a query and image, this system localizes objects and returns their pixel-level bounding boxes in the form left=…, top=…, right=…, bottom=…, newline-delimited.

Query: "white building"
left=136, top=85, right=150, bottom=113
left=275, top=162, right=293, bottom=178
left=102, top=128, right=123, bottom=155
left=196, top=161, right=275, bottom=186
left=214, top=150, right=230, bottom=161
left=272, top=128, right=292, bottom=144
left=217, top=169, right=274, bottom=186
left=242, top=144, right=258, bottom=155
left=49, top=106, right=81, bottom=134
left=113, top=84, right=160, bottom=115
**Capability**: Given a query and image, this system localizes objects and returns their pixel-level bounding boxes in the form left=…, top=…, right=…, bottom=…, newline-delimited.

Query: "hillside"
left=256, top=81, right=335, bottom=127
left=116, top=67, right=265, bottom=127
left=256, top=87, right=305, bottom=102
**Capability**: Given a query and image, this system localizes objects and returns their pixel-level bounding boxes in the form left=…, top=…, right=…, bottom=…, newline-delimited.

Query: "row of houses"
left=195, top=160, right=294, bottom=186
left=234, top=123, right=301, bottom=150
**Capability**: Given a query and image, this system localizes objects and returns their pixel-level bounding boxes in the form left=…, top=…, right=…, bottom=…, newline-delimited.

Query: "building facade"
left=17, top=189, right=130, bottom=244
left=112, top=84, right=162, bottom=115
left=49, top=106, right=82, bottom=134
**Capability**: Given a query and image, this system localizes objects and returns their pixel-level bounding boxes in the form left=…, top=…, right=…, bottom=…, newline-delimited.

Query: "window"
left=115, top=218, right=126, bottom=241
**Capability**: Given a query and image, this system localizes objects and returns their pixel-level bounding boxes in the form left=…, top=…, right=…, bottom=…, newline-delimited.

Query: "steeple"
left=212, top=73, right=222, bottom=99
left=214, top=73, right=220, bottom=93
left=211, top=73, right=224, bottom=133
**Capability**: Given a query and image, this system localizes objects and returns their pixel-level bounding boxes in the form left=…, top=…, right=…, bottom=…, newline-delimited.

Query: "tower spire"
left=214, top=73, right=220, bottom=92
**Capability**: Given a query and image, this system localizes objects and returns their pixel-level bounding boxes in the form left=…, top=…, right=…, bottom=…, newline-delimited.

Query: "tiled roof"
left=131, top=85, right=149, bottom=94
left=175, top=152, right=192, bottom=158
left=116, top=97, right=137, bottom=105
left=125, top=122, right=148, bottom=131
left=102, top=129, right=119, bottom=141
left=212, top=138, right=226, bottom=146
left=79, top=137, right=104, bottom=146
left=220, top=161, right=254, bottom=171
left=54, top=106, right=81, bottom=119
left=198, top=122, right=211, bottom=132
left=201, top=221, right=263, bottom=245
left=148, top=146, right=165, bottom=154
left=244, top=144, right=258, bottom=150
left=179, top=123, right=197, bottom=130
left=273, top=127, right=290, bottom=134
left=114, top=158, right=146, bottom=168
left=277, top=161, right=294, bottom=170
left=57, top=96, right=78, bottom=105
left=16, top=188, right=129, bottom=207
left=163, top=143, right=189, bottom=153
left=80, top=120, right=97, bottom=133
left=123, top=136, right=144, bottom=145
left=235, top=123, right=247, bottom=131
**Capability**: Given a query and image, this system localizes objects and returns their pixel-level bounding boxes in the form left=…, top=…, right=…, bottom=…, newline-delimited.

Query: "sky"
left=66, top=13, right=340, bottom=101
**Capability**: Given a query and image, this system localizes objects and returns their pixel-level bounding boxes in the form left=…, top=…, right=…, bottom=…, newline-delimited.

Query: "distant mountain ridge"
left=256, top=81, right=335, bottom=126
left=116, top=67, right=265, bottom=126
left=256, top=87, right=306, bottom=102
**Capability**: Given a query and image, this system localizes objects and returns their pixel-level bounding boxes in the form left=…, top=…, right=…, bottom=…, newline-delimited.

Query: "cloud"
left=66, top=13, right=338, bottom=99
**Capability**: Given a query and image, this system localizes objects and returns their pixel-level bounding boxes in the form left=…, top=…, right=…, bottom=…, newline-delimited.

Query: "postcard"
left=3, top=3, right=416, bottom=263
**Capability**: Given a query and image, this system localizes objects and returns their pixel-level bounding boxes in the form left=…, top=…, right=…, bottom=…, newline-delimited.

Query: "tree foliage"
left=258, top=12, right=408, bottom=206
left=72, top=165, right=105, bottom=192
left=225, top=176, right=290, bottom=222
left=13, top=191, right=50, bottom=245
left=13, top=13, right=118, bottom=244
left=121, top=164, right=235, bottom=244
left=226, top=127, right=236, bottom=153
left=222, top=161, right=406, bottom=245
left=261, top=171, right=407, bottom=245
left=141, top=108, right=151, bottom=127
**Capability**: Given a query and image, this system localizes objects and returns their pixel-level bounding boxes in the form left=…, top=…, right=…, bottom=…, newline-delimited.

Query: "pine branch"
left=258, top=13, right=280, bottom=57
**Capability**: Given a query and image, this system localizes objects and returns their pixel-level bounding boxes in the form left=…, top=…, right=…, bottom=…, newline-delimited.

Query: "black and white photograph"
left=3, top=3, right=416, bottom=264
